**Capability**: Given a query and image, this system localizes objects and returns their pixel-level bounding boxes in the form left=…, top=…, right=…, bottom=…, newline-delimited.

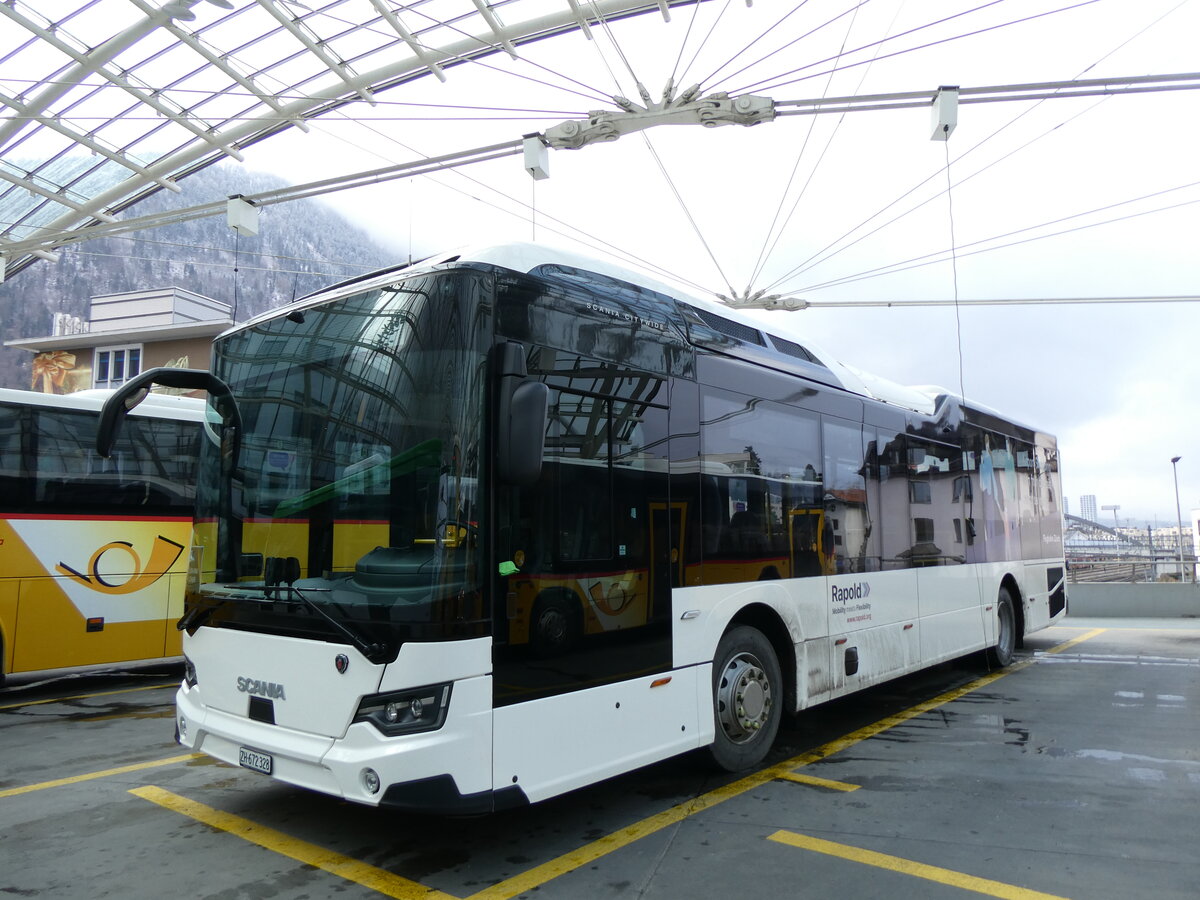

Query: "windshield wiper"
left=265, top=566, right=389, bottom=663
left=177, top=600, right=220, bottom=634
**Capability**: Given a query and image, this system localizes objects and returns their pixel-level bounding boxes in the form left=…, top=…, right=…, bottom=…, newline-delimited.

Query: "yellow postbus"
left=0, top=387, right=204, bottom=685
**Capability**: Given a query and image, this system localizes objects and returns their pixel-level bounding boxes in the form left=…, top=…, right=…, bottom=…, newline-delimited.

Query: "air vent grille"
left=694, top=308, right=764, bottom=345
left=768, top=334, right=824, bottom=366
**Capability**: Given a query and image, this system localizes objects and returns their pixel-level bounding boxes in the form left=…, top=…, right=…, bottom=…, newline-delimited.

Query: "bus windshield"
left=192, top=270, right=490, bottom=652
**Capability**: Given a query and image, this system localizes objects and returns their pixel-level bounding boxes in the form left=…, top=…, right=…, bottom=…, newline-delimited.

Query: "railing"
left=1067, top=554, right=1196, bottom=584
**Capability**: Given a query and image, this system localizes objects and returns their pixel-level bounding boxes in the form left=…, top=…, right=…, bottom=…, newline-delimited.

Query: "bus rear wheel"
left=987, top=587, right=1017, bottom=668
left=708, top=626, right=782, bottom=772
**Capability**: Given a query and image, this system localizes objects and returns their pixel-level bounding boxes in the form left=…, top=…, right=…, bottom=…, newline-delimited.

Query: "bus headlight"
left=354, top=683, right=452, bottom=736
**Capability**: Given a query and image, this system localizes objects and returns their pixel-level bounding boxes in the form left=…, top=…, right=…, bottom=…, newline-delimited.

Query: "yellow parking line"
left=468, top=627, right=1103, bottom=900
left=0, top=753, right=201, bottom=798
left=768, top=830, right=1070, bottom=899
left=0, top=682, right=177, bottom=711
left=1044, top=627, right=1106, bottom=654
left=130, top=786, right=456, bottom=900
left=777, top=772, right=861, bottom=792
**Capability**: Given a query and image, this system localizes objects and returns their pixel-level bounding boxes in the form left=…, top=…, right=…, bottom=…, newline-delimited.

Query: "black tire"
left=708, top=625, right=783, bottom=772
left=530, top=593, right=579, bottom=657
left=987, top=587, right=1017, bottom=668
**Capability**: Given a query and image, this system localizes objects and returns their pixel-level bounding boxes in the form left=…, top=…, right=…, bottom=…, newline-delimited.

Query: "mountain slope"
left=0, top=165, right=399, bottom=390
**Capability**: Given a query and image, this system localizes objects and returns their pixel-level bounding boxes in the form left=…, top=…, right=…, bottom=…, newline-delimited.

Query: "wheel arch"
left=999, top=573, right=1026, bottom=648
left=725, top=602, right=797, bottom=716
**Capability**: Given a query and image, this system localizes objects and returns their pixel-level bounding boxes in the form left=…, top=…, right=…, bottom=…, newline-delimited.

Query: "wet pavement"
left=1, top=619, right=1197, bottom=899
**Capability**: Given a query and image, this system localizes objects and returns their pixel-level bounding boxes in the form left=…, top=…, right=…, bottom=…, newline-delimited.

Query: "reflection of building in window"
left=952, top=475, right=973, bottom=502
left=954, top=518, right=963, bottom=543
left=909, top=480, right=932, bottom=504
left=914, top=517, right=935, bottom=543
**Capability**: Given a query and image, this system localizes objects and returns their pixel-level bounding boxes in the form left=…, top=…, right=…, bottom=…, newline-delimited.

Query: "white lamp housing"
left=227, top=194, right=259, bottom=237
left=931, top=86, right=958, bottom=141
left=523, top=134, right=549, bottom=181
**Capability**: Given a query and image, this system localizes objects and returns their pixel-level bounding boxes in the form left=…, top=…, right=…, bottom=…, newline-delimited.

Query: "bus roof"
left=240, top=241, right=1048, bottom=431
left=0, top=387, right=207, bottom=422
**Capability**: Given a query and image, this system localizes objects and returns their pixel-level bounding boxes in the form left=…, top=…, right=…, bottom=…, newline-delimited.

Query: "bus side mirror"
left=96, top=367, right=242, bottom=459
left=495, top=343, right=548, bottom=487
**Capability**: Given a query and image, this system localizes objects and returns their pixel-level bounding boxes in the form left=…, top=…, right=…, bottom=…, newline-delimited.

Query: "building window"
left=94, top=345, right=142, bottom=389
left=909, top=480, right=932, bottom=504
left=952, top=475, right=973, bottom=502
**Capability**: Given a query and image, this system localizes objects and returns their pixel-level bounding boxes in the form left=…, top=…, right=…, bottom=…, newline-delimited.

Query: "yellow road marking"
left=768, top=830, right=1070, bottom=900
left=1044, top=627, right=1106, bottom=654
left=0, top=753, right=201, bottom=798
left=468, top=628, right=1103, bottom=900
left=777, top=772, right=861, bottom=792
left=0, top=682, right=177, bottom=711
left=130, top=786, right=456, bottom=900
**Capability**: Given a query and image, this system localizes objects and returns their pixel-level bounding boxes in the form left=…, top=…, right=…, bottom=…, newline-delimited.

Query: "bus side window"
left=0, top=406, right=30, bottom=507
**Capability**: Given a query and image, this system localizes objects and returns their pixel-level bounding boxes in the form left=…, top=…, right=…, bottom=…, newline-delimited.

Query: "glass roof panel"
left=0, top=0, right=679, bottom=278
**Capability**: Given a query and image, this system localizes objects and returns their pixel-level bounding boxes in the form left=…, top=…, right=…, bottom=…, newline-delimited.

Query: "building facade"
left=5, top=286, right=231, bottom=394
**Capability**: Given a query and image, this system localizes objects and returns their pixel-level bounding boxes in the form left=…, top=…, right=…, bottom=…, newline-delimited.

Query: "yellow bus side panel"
left=241, top=520, right=308, bottom=575
left=333, top=522, right=389, bottom=572
left=0, top=580, right=17, bottom=675
left=1, top=518, right=190, bottom=673
left=12, top=580, right=170, bottom=672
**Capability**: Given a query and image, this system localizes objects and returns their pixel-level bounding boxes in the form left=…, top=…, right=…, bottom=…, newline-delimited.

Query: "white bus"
left=0, top=388, right=204, bottom=685
left=99, top=243, right=1066, bottom=812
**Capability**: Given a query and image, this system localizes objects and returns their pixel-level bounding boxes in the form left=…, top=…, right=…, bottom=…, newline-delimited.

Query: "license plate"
left=239, top=746, right=272, bottom=775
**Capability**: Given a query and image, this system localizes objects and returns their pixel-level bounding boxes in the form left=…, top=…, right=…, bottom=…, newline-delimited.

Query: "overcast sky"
left=235, top=0, right=1199, bottom=526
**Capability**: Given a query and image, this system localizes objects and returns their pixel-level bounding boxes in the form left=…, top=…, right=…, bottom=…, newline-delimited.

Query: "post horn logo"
left=55, top=535, right=186, bottom=595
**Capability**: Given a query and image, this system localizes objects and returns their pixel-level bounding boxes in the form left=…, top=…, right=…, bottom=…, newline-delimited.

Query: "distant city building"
left=1064, top=496, right=1070, bottom=517
left=1080, top=494, right=1098, bottom=522
left=1192, top=509, right=1200, bottom=581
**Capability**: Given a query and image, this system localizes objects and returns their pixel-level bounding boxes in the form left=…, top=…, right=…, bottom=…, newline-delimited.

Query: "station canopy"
left=0, top=0, right=693, bottom=279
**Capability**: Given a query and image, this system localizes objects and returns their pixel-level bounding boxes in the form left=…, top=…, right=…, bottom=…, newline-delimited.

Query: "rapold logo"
left=55, top=535, right=186, bottom=595
left=831, top=581, right=872, bottom=605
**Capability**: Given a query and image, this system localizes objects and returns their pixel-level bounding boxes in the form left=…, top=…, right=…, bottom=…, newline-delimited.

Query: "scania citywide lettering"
left=101, top=243, right=1066, bottom=813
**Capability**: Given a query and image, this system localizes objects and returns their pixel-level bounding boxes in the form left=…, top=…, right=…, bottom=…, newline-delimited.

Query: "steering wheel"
left=437, top=519, right=478, bottom=549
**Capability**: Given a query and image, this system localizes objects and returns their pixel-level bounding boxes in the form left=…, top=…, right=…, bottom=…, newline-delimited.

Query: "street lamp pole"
left=1171, top=456, right=1186, bottom=582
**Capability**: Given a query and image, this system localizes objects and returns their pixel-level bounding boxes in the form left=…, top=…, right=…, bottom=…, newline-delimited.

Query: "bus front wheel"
left=987, top=587, right=1017, bottom=668
left=708, top=625, right=782, bottom=771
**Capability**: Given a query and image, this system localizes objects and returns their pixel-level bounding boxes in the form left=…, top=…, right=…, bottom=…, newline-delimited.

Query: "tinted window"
left=494, top=349, right=672, bottom=705
left=873, top=428, right=910, bottom=570
left=823, top=419, right=872, bottom=574
left=0, top=404, right=25, bottom=505
left=700, top=388, right=822, bottom=580
left=905, top=440, right=961, bottom=566
left=32, top=408, right=196, bottom=515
